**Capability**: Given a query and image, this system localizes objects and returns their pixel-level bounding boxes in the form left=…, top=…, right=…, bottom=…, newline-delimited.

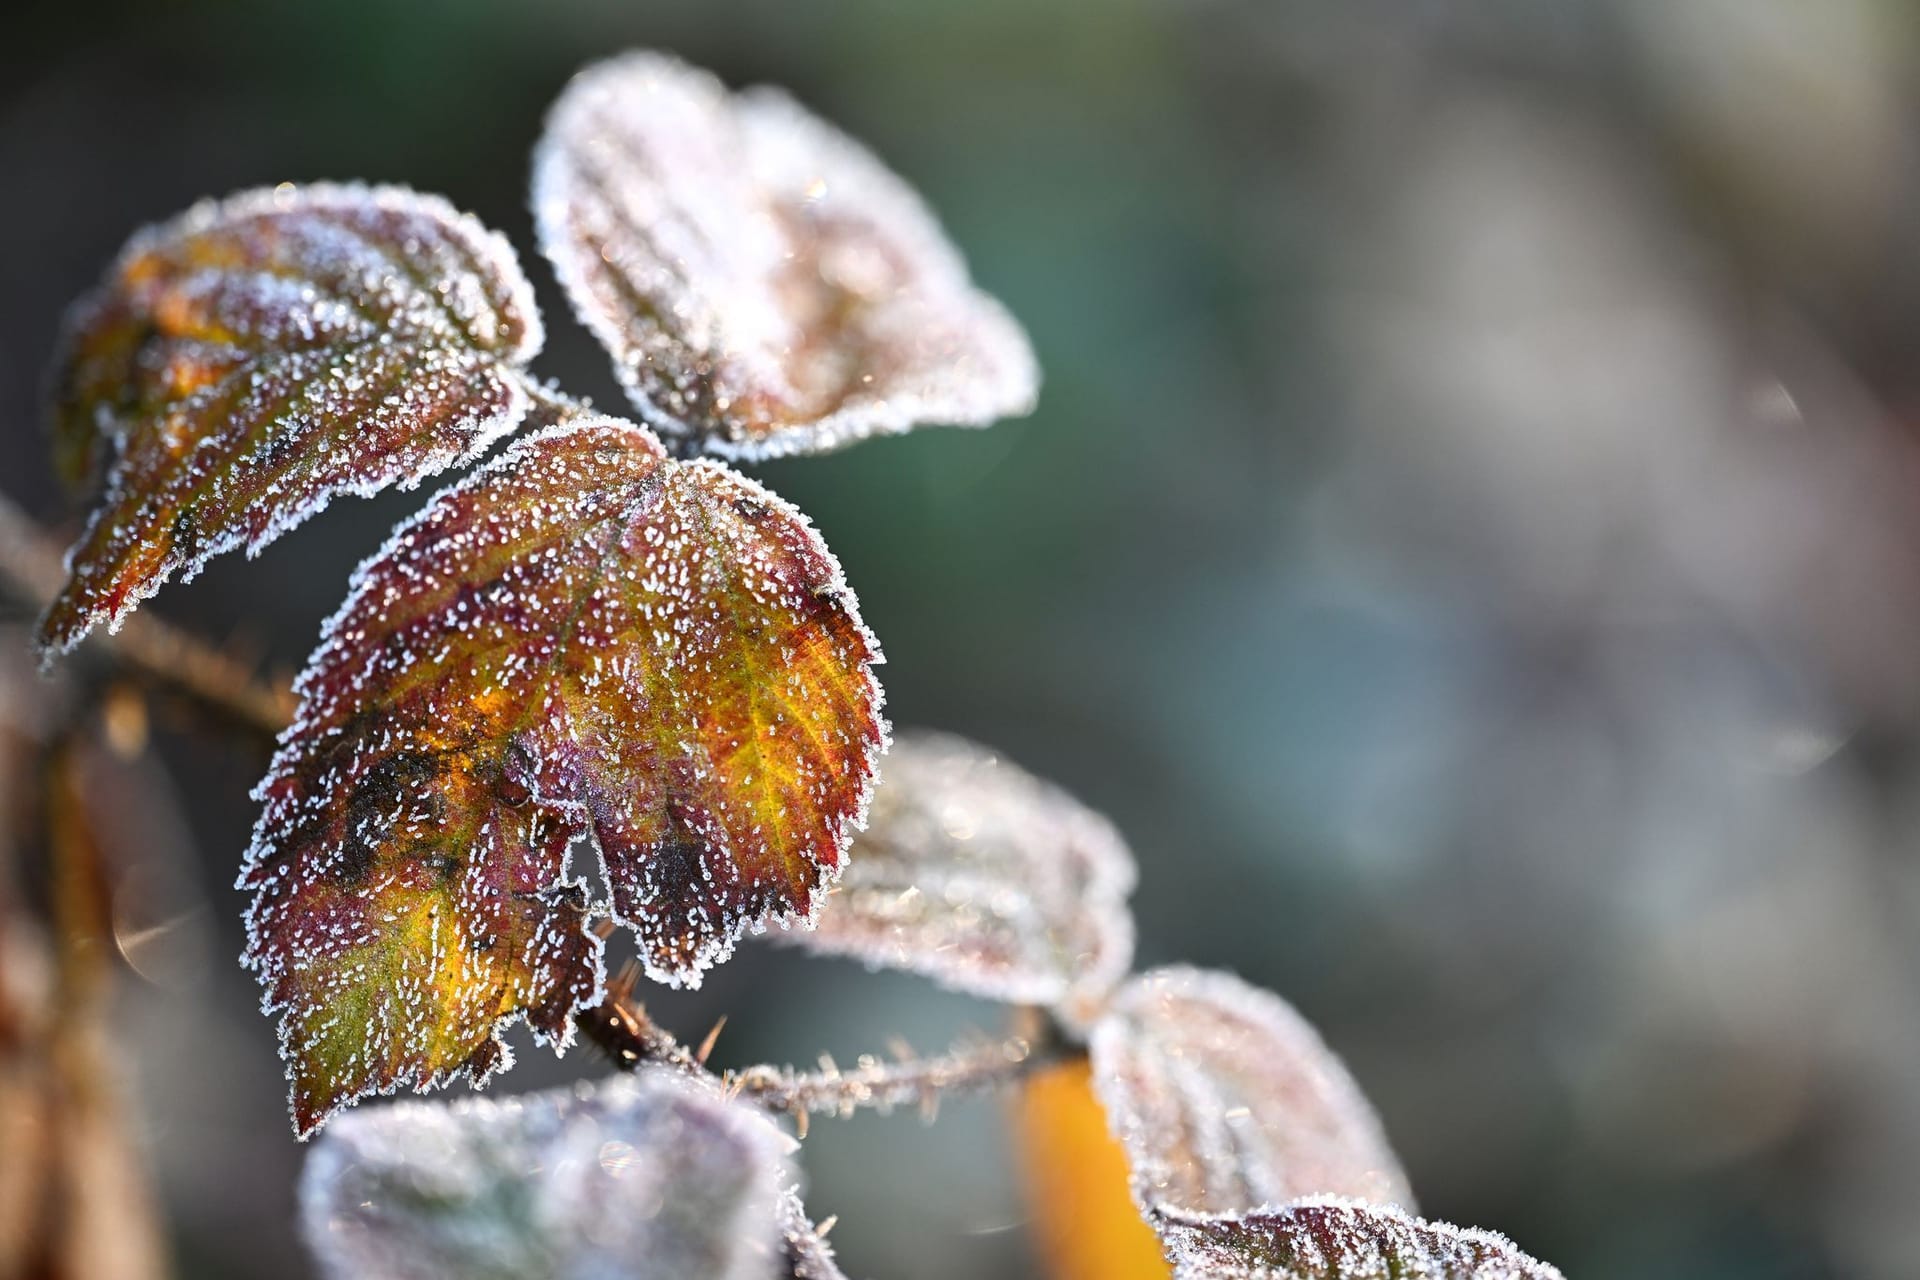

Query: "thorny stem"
left=0, top=493, right=292, bottom=740
left=582, top=959, right=1072, bottom=1132
left=1, top=491, right=1068, bottom=1126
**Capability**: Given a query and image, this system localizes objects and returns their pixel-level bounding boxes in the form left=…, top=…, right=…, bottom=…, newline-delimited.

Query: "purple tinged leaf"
left=300, top=1068, right=797, bottom=1280
left=1090, top=967, right=1413, bottom=1217
left=532, top=50, right=1038, bottom=461
left=1153, top=1197, right=1566, bottom=1280
left=784, top=731, right=1136, bottom=1027
left=242, top=413, right=885, bottom=1135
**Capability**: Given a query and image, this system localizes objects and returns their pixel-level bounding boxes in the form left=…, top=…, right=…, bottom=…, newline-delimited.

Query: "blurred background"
left=5, top=1, right=1920, bottom=1276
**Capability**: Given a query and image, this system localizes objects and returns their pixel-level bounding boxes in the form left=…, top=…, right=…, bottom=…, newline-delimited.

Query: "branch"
left=0, top=493, right=292, bottom=740
left=726, top=1031, right=1056, bottom=1132
left=577, top=959, right=1069, bottom=1132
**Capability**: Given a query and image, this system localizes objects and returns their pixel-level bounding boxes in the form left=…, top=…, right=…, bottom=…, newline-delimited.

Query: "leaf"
left=1152, top=1198, right=1565, bottom=1280
left=301, top=1068, right=797, bottom=1280
left=532, top=50, right=1038, bottom=461
left=786, top=730, right=1134, bottom=1026
left=1090, top=968, right=1413, bottom=1217
left=1019, top=1059, right=1175, bottom=1280
left=39, top=182, right=544, bottom=657
left=243, top=412, right=883, bottom=1135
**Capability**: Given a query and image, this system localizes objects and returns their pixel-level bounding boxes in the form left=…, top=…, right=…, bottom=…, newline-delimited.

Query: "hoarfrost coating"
left=1154, top=1197, right=1565, bottom=1280
left=300, top=1069, right=798, bottom=1280
left=533, top=50, right=1038, bottom=461
left=242, top=413, right=884, bottom=1135
left=1090, top=966, right=1413, bottom=1216
left=40, top=183, right=544, bottom=656
left=789, top=730, right=1136, bottom=1027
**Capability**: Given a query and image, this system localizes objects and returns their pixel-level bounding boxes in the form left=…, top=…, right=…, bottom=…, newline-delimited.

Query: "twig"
left=726, top=1032, right=1055, bottom=1132
left=0, top=493, right=292, bottom=740
left=579, top=959, right=1069, bottom=1131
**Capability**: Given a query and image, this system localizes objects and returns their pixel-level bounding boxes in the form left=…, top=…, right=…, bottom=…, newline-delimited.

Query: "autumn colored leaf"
left=1019, top=1059, right=1175, bottom=1280
left=1152, top=1198, right=1565, bottom=1280
left=532, top=50, right=1038, bottom=460
left=790, top=731, right=1135, bottom=1026
left=301, top=1069, right=797, bottom=1280
left=38, top=182, right=544, bottom=657
left=243, top=413, right=883, bottom=1134
left=1090, top=968, right=1412, bottom=1217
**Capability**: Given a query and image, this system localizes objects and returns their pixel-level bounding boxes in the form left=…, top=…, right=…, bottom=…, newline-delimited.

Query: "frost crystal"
left=777, top=1189, right=850, bottom=1280
left=242, top=413, right=884, bottom=1135
left=300, top=1069, right=796, bottom=1280
left=1090, top=968, right=1413, bottom=1217
left=1153, top=1198, right=1566, bottom=1280
left=39, top=183, right=544, bottom=657
left=785, top=731, right=1135, bottom=1025
left=532, top=50, right=1039, bottom=461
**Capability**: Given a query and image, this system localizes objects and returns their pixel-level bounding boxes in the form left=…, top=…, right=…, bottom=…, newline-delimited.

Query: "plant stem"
left=581, top=962, right=1069, bottom=1130
left=0, top=494, right=292, bottom=740
left=726, top=1030, right=1059, bottom=1127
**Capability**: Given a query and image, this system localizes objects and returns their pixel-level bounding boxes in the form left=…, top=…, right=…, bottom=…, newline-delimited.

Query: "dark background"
left=6, top=2, right=1920, bottom=1277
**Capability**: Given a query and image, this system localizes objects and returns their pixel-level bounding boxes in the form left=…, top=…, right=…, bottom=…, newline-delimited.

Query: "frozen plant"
left=0, top=48, right=1569, bottom=1280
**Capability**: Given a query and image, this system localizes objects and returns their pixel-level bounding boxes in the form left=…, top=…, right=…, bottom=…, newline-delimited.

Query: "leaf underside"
left=788, top=730, right=1135, bottom=1026
left=533, top=50, right=1038, bottom=461
left=300, top=1069, right=796, bottom=1280
left=1154, top=1198, right=1566, bottom=1280
left=243, top=414, right=883, bottom=1135
left=1090, top=967, right=1414, bottom=1218
left=39, top=182, right=543, bottom=657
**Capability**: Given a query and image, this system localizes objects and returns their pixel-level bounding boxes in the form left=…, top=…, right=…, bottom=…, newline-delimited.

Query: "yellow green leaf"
left=533, top=51, right=1037, bottom=460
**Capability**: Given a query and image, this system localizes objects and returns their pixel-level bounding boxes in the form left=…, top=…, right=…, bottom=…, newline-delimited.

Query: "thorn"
left=815, top=1215, right=838, bottom=1239
left=695, top=1015, right=728, bottom=1066
left=817, top=1053, right=838, bottom=1076
left=886, top=1036, right=916, bottom=1062
left=794, top=1109, right=810, bottom=1140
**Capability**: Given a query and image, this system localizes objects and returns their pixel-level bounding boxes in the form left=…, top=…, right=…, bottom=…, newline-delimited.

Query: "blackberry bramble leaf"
left=40, top=183, right=543, bottom=657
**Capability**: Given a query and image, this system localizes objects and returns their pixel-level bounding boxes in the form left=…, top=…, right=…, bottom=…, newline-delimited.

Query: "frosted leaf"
left=783, top=731, right=1135, bottom=1026
left=243, top=413, right=883, bottom=1135
left=532, top=50, right=1038, bottom=461
left=1090, top=968, right=1413, bottom=1217
left=301, top=1068, right=795, bottom=1280
left=1153, top=1198, right=1565, bottom=1280
left=39, top=183, right=544, bottom=657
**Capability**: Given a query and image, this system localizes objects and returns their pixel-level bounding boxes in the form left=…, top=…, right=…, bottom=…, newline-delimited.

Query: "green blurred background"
left=7, top=1, right=1920, bottom=1276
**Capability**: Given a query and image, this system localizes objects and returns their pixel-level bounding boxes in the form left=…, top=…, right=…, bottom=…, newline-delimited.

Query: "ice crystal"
left=786, top=730, right=1135, bottom=1026
left=300, top=1068, right=796, bottom=1280
left=1090, top=968, right=1413, bottom=1217
left=532, top=50, right=1038, bottom=461
left=1153, top=1197, right=1565, bottom=1280
left=39, top=183, right=544, bottom=656
left=777, top=1189, right=850, bottom=1280
left=242, top=413, right=884, bottom=1135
